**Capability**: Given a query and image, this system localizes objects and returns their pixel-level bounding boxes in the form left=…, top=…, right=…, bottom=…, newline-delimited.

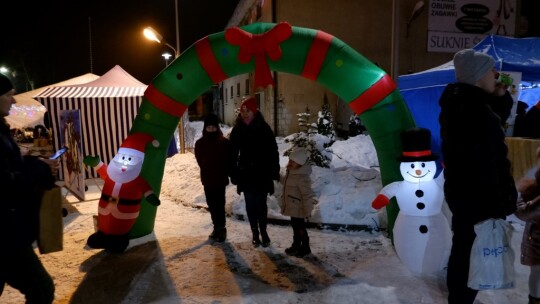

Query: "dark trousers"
left=291, top=217, right=308, bottom=239
left=447, top=222, right=478, bottom=304
left=243, top=190, right=268, bottom=232
left=204, top=185, right=226, bottom=228
left=0, top=245, right=55, bottom=304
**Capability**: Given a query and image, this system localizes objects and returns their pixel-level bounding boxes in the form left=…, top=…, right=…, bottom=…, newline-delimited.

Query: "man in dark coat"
left=439, top=49, right=517, bottom=304
left=230, top=96, right=280, bottom=248
left=0, top=73, right=58, bottom=303
left=195, top=113, right=232, bottom=242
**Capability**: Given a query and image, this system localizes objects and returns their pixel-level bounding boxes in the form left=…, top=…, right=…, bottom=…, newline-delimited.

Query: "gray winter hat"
left=453, top=49, right=495, bottom=85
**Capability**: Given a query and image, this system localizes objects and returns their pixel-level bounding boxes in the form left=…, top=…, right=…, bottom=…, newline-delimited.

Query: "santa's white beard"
left=107, top=161, right=142, bottom=183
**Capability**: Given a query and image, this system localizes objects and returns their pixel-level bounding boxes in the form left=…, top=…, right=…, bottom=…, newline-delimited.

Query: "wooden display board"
left=60, top=110, right=85, bottom=201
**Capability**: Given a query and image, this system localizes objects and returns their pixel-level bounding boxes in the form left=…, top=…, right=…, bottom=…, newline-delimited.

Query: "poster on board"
left=427, top=0, right=517, bottom=53
left=60, top=109, right=85, bottom=200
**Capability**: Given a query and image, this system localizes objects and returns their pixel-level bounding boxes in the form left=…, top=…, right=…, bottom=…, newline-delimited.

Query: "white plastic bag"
left=467, top=218, right=515, bottom=290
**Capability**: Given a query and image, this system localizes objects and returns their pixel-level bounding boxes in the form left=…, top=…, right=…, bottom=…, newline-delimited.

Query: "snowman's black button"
left=417, top=202, right=425, bottom=209
left=419, top=225, right=428, bottom=233
left=415, top=190, right=424, bottom=197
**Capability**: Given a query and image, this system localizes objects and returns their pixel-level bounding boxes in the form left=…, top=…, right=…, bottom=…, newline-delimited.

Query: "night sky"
left=0, top=0, right=239, bottom=92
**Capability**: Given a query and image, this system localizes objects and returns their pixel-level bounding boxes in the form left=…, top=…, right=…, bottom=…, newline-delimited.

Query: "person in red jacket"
left=83, top=132, right=161, bottom=253
left=195, top=114, right=232, bottom=242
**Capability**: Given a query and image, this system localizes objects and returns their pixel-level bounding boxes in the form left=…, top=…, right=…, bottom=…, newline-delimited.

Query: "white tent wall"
left=34, top=66, right=147, bottom=179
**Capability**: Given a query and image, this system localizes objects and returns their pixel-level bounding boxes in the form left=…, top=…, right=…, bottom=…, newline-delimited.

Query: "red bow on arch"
left=225, top=22, right=292, bottom=89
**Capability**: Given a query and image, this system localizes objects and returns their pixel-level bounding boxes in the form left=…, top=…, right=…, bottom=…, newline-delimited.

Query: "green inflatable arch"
left=128, top=22, right=416, bottom=239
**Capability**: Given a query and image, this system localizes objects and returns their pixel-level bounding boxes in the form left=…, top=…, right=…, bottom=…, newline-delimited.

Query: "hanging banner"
left=428, top=0, right=517, bottom=53
left=60, top=110, right=85, bottom=200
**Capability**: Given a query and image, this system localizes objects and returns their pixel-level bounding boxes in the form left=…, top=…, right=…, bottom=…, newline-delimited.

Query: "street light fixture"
left=143, top=26, right=178, bottom=58
left=162, top=52, right=173, bottom=66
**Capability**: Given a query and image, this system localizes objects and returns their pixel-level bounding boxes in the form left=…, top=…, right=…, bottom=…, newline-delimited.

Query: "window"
left=237, top=83, right=240, bottom=97
left=230, top=86, right=233, bottom=98
left=245, top=79, right=249, bottom=95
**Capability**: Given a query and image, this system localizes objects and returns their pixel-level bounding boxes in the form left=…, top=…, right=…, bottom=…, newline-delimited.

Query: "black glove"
left=146, top=193, right=161, bottom=206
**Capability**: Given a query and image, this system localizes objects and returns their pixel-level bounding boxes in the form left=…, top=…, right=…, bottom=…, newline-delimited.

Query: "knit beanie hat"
left=453, top=49, right=495, bottom=85
left=204, top=113, right=220, bottom=128
left=0, top=74, right=13, bottom=96
left=241, top=96, right=258, bottom=113
left=289, top=148, right=308, bottom=165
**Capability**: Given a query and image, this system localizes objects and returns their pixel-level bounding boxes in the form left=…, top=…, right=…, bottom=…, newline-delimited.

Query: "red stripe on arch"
left=196, top=37, right=228, bottom=83
left=349, top=74, right=397, bottom=115
left=144, top=84, right=187, bottom=118
left=301, top=31, right=333, bottom=81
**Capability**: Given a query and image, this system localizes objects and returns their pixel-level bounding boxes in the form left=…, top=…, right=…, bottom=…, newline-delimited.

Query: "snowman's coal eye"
left=421, top=163, right=426, bottom=168
left=410, top=164, right=415, bottom=169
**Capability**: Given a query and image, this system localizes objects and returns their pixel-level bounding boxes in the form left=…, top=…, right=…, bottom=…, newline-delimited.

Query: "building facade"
left=220, top=0, right=529, bottom=136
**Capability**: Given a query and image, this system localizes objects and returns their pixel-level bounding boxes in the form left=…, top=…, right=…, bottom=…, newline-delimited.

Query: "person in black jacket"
left=195, top=114, right=232, bottom=242
left=230, top=96, right=280, bottom=248
left=515, top=101, right=540, bottom=139
left=0, top=73, right=59, bottom=303
left=513, top=100, right=529, bottom=137
left=439, top=49, right=517, bottom=304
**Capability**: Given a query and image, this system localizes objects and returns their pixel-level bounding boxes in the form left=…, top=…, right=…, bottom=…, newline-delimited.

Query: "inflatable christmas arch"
left=128, top=22, right=416, bottom=238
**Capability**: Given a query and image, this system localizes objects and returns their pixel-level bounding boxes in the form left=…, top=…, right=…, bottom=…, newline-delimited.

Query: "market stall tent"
left=34, top=65, right=147, bottom=178
left=6, top=73, right=99, bottom=129
left=398, top=35, right=540, bottom=162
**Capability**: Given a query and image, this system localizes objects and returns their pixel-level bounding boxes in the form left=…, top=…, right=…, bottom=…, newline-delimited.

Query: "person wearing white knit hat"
left=439, top=49, right=517, bottom=304
left=279, top=147, right=318, bottom=257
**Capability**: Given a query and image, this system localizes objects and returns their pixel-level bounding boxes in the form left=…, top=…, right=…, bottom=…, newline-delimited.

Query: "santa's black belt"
left=100, top=194, right=140, bottom=205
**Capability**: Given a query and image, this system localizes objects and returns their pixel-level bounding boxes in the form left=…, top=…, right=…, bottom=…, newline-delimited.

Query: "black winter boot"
left=252, top=229, right=261, bottom=247
left=285, top=236, right=301, bottom=256
left=214, top=227, right=227, bottom=242
left=87, top=231, right=108, bottom=249
left=260, top=229, right=271, bottom=247
left=208, top=227, right=218, bottom=240
left=106, top=234, right=130, bottom=254
left=294, top=237, right=311, bottom=257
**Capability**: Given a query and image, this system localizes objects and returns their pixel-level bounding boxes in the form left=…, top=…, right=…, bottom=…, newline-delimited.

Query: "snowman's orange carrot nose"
left=416, top=170, right=422, bottom=175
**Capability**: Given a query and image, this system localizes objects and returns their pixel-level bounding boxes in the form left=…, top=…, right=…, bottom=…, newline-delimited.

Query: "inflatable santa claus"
left=83, top=132, right=161, bottom=253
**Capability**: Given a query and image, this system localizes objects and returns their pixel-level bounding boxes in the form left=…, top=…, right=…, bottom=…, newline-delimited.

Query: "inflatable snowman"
left=371, top=127, right=452, bottom=275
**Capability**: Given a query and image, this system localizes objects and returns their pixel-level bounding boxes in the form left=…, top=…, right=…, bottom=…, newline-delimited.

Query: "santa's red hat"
left=118, top=133, right=159, bottom=158
left=241, top=96, right=258, bottom=113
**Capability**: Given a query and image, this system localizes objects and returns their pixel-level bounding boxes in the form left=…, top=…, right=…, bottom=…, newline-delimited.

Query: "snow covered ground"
left=1, top=122, right=530, bottom=304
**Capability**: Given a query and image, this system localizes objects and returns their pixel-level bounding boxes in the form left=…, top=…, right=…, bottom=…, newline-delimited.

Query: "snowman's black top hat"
left=398, top=127, right=438, bottom=162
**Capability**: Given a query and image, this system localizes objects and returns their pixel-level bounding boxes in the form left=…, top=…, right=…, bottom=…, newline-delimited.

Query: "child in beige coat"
left=280, top=148, right=318, bottom=257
